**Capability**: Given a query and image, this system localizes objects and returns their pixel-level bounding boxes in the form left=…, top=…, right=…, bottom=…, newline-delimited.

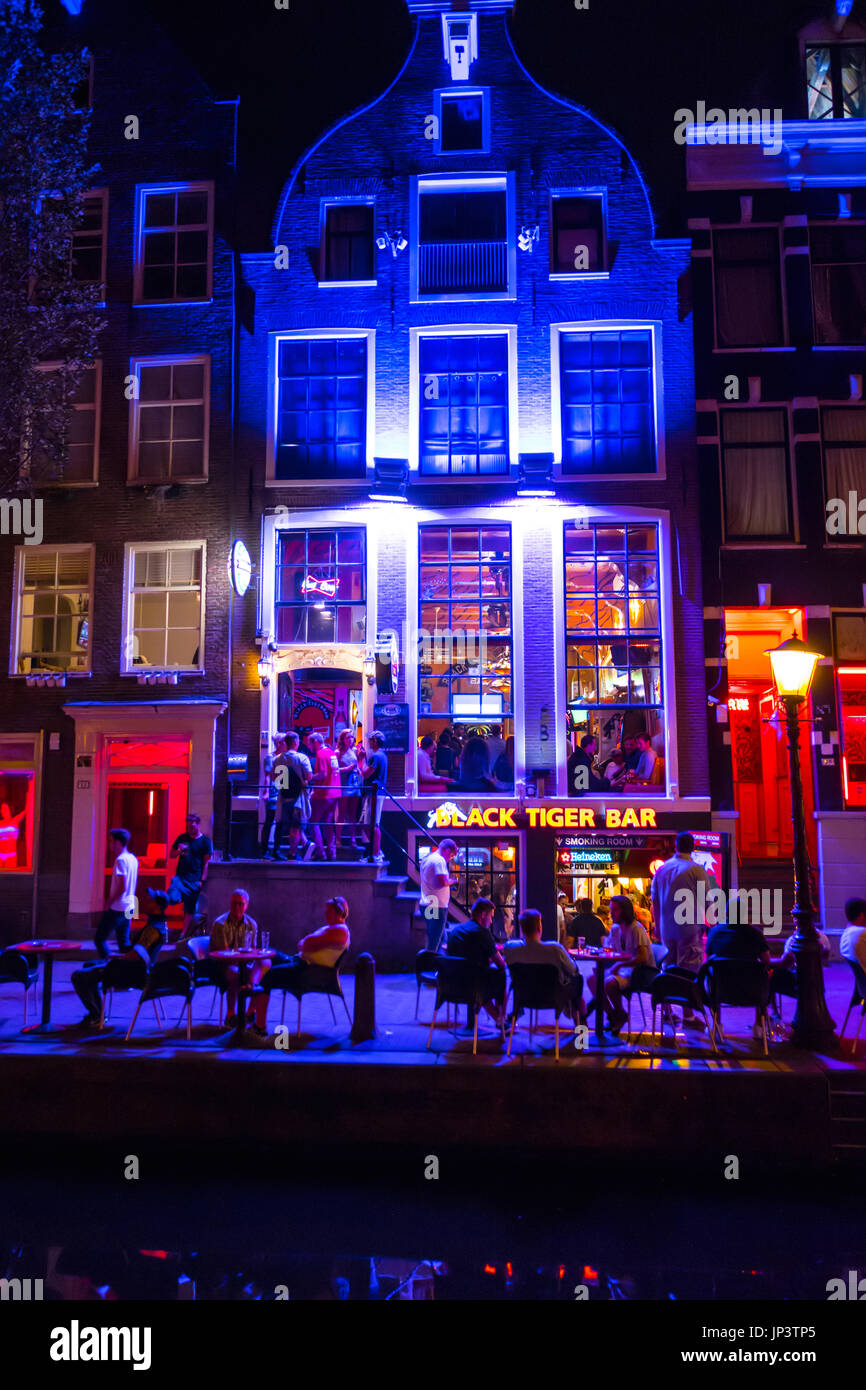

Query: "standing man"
left=259, top=737, right=283, bottom=859
left=148, top=811, right=212, bottom=934
left=420, top=837, right=458, bottom=951
left=95, top=828, right=139, bottom=960
left=307, top=732, right=341, bottom=862
left=358, top=730, right=389, bottom=865
left=274, top=732, right=312, bottom=861
left=650, top=831, right=715, bottom=1028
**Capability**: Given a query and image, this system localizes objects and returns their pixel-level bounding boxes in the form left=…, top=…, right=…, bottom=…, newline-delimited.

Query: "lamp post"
left=767, top=637, right=836, bottom=1049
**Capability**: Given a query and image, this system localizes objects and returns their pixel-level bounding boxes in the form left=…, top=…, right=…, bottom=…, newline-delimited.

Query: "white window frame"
left=11, top=543, right=94, bottom=677
left=433, top=87, right=491, bottom=156
left=551, top=320, right=666, bottom=482
left=548, top=187, right=610, bottom=282
left=133, top=181, right=214, bottom=306
left=409, top=323, right=518, bottom=480
left=29, top=360, right=101, bottom=487
left=266, top=329, right=375, bottom=487
left=410, top=172, right=516, bottom=303
left=716, top=401, right=800, bottom=546
left=127, top=354, right=211, bottom=486
left=121, top=541, right=207, bottom=675
left=318, top=197, right=377, bottom=288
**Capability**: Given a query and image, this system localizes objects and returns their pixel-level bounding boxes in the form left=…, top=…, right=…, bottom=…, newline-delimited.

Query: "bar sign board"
left=373, top=703, right=410, bottom=754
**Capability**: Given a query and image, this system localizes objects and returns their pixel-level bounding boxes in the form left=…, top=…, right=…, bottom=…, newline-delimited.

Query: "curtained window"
left=822, top=407, right=866, bottom=502
left=720, top=409, right=792, bottom=540
left=713, top=228, right=783, bottom=347
left=811, top=225, right=866, bottom=346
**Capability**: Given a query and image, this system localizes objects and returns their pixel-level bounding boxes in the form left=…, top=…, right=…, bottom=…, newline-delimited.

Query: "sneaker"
left=303, top=843, right=317, bottom=861
left=248, top=1024, right=268, bottom=1040
left=608, top=1006, right=627, bottom=1034
left=371, top=853, right=387, bottom=866
left=147, top=888, right=169, bottom=907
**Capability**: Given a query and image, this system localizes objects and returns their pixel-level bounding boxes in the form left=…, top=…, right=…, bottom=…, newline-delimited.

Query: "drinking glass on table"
left=577, top=936, right=586, bottom=951
left=261, top=931, right=270, bottom=950
left=244, top=928, right=254, bottom=950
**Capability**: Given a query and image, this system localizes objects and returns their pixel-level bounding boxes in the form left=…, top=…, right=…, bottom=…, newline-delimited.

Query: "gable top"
left=406, top=2, right=513, bottom=13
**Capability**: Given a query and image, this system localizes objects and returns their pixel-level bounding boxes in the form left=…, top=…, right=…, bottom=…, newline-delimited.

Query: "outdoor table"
left=209, top=948, right=275, bottom=1046
left=8, top=939, right=88, bottom=1034
left=569, top=947, right=632, bottom=1045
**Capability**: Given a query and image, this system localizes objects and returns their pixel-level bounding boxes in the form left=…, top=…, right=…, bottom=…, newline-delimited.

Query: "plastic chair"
left=99, top=953, right=152, bottom=1028
left=264, top=949, right=352, bottom=1034
left=698, top=957, right=772, bottom=1056
left=840, top=958, right=866, bottom=1057
left=0, top=949, right=39, bottom=1026
left=649, top=966, right=716, bottom=1051
left=414, top=949, right=441, bottom=1020
left=624, top=944, right=667, bottom=1034
left=125, top=958, right=197, bottom=1041
left=426, top=957, right=504, bottom=1056
left=505, top=962, right=564, bottom=1060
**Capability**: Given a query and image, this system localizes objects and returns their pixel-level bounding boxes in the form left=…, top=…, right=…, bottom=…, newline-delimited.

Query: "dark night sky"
left=141, top=0, right=842, bottom=245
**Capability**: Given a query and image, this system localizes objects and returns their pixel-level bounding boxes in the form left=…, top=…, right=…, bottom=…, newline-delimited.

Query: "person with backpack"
left=273, top=732, right=312, bottom=861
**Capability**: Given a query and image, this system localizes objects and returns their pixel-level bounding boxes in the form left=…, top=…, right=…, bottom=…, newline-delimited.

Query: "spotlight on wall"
left=517, top=452, right=555, bottom=498
left=369, top=457, right=409, bottom=504
left=376, top=231, right=408, bottom=257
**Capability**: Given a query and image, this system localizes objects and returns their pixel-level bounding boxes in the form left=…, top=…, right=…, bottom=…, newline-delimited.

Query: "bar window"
left=564, top=522, right=664, bottom=795
left=129, top=357, right=209, bottom=483
left=135, top=184, right=213, bottom=303
left=275, top=528, right=366, bottom=644
left=15, top=546, right=92, bottom=675
left=713, top=228, right=784, bottom=347
left=417, top=836, right=519, bottom=929
left=419, top=333, right=509, bottom=476
left=275, top=337, right=367, bottom=480
left=418, top=524, right=513, bottom=793
left=551, top=195, right=605, bottom=274
left=720, top=409, right=793, bottom=540
left=322, top=203, right=375, bottom=282
left=125, top=544, right=204, bottom=671
left=811, top=224, right=866, bottom=346
left=0, top=737, right=38, bottom=873
left=559, top=329, right=655, bottom=475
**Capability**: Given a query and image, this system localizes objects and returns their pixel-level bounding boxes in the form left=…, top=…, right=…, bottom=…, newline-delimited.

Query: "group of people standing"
left=417, top=726, right=514, bottom=793
left=261, top=729, right=389, bottom=865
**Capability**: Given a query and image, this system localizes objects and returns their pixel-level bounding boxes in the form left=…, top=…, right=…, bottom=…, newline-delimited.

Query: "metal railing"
left=419, top=239, right=508, bottom=294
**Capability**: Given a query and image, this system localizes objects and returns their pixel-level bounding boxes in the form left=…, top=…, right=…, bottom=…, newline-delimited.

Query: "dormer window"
left=806, top=42, right=866, bottom=118
left=442, top=11, right=478, bottom=81
left=434, top=88, right=490, bottom=154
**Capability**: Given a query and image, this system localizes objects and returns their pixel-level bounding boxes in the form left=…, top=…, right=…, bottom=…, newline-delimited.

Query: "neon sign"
left=430, top=803, right=658, bottom=831
left=301, top=573, right=338, bottom=600
left=729, top=697, right=750, bottom=712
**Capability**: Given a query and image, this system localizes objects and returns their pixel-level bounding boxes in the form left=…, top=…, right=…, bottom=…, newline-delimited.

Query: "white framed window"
left=319, top=199, right=376, bottom=285
left=433, top=88, right=490, bottom=154
left=409, top=324, right=518, bottom=477
left=12, top=545, right=93, bottom=675
left=411, top=174, right=515, bottom=301
left=71, top=189, right=108, bottom=294
left=122, top=542, right=205, bottom=673
left=28, top=361, right=101, bottom=486
left=551, top=322, right=664, bottom=479
left=549, top=190, right=609, bottom=279
left=133, top=182, right=214, bottom=304
left=267, top=330, right=375, bottom=484
left=128, top=355, right=210, bottom=484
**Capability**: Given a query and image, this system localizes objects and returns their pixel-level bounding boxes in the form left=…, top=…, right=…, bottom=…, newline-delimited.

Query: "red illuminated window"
left=0, top=737, right=38, bottom=873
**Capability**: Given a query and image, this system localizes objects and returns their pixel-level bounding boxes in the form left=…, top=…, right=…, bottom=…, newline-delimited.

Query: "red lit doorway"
left=104, top=738, right=190, bottom=923
left=725, top=609, right=817, bottom=864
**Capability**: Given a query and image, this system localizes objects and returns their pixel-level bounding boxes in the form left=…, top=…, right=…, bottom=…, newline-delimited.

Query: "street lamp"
left=766, top=637, right=836, bottom=1049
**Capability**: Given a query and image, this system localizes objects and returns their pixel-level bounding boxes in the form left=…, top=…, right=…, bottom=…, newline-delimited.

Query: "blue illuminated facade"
left=231, top=0, right=711, bottom=928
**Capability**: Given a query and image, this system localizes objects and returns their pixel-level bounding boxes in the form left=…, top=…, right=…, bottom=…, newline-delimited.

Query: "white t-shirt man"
left=841, top=924, right=866, bottom=973
left=420, top=849, right=450, bottom=910
left=109, top=849, right=138, bottom=915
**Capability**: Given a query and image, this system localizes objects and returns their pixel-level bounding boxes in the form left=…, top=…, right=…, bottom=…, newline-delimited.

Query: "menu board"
left=373, top=702, right=411, bottom=754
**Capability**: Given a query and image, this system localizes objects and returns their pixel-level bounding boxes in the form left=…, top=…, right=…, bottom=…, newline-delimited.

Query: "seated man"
left=566, top=734, right=610, bottom=797
left=504, top=909, right=586, bottom=1023
left=445, top=897, right=506, bottom=1028
left=207, top=889, right=260, bottom=1027
left=705, top=915, right=771, bottom=1041
left=251, top=896, right=350, bottom=1037
left=71, top=917, right=166, bottom=1028
left=589, top=894, right=655, bottom=1035
left=626, top=732, right=657, bottom=785
left=769, top=928, right=831, bottom=1011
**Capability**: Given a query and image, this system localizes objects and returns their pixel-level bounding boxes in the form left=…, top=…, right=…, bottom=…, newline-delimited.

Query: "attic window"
left=441, top=11, right=478, bottom=81
left=806, top=43, right=866, bottom=118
